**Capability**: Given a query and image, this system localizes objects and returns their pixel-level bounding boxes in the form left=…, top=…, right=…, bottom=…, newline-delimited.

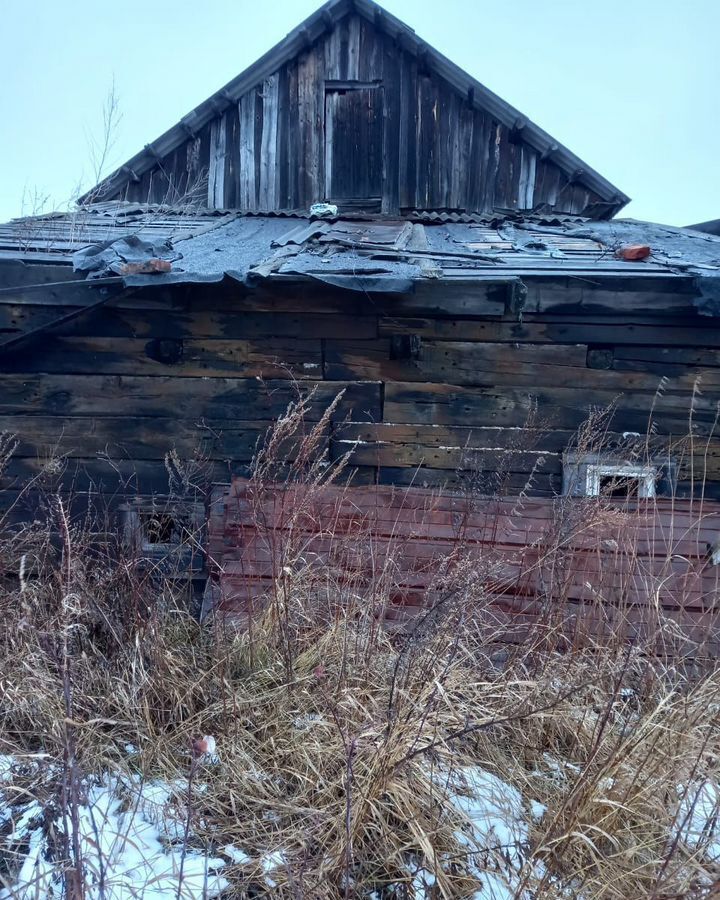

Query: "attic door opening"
left=324, top=82, right=384, bottom=209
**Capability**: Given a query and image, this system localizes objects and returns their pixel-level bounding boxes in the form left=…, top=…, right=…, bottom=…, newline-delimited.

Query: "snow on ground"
left=446, top=766, right=534, bottom=900
left=0, top=758, right=232, bottom=900
left=2, top=753, right=718, bottom=898
left=678, top=779, right=720, bottom=862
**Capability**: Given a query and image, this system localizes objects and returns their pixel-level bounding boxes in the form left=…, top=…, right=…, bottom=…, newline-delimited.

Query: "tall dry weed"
left=0, top=400, right=718, bottom=898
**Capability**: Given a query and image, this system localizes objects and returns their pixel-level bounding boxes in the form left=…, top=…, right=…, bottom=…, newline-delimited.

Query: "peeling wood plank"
left=208, top=114, right=227, bottom=208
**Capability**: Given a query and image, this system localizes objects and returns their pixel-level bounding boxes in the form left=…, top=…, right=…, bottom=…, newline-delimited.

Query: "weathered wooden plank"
left=383, top=381, right=718, bottom=431
left=238, top=92, right=257, bottom=210
left=259, top=73, right=279, bottom=210
left=614, top=346, right=720, bottom=366
left=325, top=338, right=720, bottom=401
left=208, top=114, right=227, bottom=208
left=378, top=315, right=720, bottom=348
left=324, top=338, right=712, bottom=393
left=335, top=422, right=572, bottom=452
left=524, top=277, right=699, bottom=316
left=333, top=438, right=560, bottom=473
left=0, top=374, right=382, bottom=421
left=381, top=29, right=401, bottom=214
left=325, top=337, right=587, bottom=379
left=1, top=456, right=228, bottom=497
left=1, top=336, right=323, bottom=379
left=297, top=46, right=322, bottom=206
left=0, top=304, right=378, bottom=340
left=0, top=416, right=309, bottom=462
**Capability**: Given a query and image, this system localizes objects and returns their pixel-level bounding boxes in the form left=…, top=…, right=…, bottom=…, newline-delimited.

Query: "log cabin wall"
left=100, top=12, right=615, bottom=218
left=207, top=481, right=720, bottom=657
left=1, top=267, right=719, bottom=525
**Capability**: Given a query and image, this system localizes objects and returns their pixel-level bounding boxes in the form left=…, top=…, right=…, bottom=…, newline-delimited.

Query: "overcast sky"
left=0, top=0, right=718, bottom=226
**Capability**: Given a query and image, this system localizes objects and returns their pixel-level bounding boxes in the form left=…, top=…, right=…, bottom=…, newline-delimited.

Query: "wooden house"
left=1, top=0, right=720, bottom=651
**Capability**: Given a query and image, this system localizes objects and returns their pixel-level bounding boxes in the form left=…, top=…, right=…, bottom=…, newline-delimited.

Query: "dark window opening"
left=598, top=475, right=642, bottom=499
left=139, top=513, right=178, bottom=545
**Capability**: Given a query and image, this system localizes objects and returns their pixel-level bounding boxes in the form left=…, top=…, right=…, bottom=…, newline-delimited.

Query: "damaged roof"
left=2, top=203, right=720, bottom=303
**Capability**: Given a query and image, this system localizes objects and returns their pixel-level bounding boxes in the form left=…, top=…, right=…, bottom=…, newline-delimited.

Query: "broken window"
left=586, top=463, right=657, bottom=499
left=120, top=499, right=203, bottom=556
left=562, top=452, right=673, bottom=498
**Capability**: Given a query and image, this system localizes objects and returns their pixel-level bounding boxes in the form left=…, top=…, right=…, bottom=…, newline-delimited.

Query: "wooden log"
left=325, top=338, right=716, bottom=392
left=0, top=304, right=379, bottom=341
left=0, top=336, right=323, bottom=379
left=379, top=315, right=720, bottom=348
left=383, top=381, right=718, bottom=431
left=0, top=416, right=324, bottom=463
left=0, top=374, right=382, bottom=421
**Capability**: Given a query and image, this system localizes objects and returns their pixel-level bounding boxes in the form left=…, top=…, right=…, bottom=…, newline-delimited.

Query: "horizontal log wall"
left=0, top=272, right=719, bottom=529
left=208, top=481, right=720, bottom=657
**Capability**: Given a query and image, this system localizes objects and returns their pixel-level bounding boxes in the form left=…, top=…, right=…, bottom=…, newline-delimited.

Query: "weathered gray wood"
left=93, top=13, right=614, bottom=217
left=208, top=114, right=227, bottom=208
left=238, top=93, right=257, bottom=210
left=259, top=74, right=279, bottom=209
left=0, top=374, right=382, bottom=421
left=1, top=336, right=323, bottom=379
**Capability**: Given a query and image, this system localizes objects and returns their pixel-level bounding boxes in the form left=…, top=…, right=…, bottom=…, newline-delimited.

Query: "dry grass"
left=0, top=402, right=719, bottom=898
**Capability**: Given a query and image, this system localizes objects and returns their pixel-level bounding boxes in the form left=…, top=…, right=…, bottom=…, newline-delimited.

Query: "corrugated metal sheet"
left=0, top=203, right=234, bottom=259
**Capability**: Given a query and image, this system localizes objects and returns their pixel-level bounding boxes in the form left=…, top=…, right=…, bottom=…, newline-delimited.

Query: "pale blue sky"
left=0, top=0, right=718, bottom=225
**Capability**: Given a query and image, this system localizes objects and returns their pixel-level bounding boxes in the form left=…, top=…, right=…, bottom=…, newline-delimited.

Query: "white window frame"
left=585, top=463, right=657, bottom=498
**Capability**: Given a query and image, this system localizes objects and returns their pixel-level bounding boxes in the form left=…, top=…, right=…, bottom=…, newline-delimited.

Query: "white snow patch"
left=0, top=766, right=233, bottom=900
left=678, top=779, right=720, bottom=860
left=431, top=765, right=535, bottom=900
left=530, top=800, right=547, bottom=820
left=222, top=843, right=252, bottom=865
left=262, top=849, right=286, bottom=888
left=0, top=756, right=14, bottom=782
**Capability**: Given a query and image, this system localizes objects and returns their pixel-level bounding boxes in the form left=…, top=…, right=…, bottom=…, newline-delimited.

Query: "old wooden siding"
left=1, top=273, right=720, bottom=521
left=114, top=14, right=606, bottom=216
left=207, top=480, right=720, bottom=657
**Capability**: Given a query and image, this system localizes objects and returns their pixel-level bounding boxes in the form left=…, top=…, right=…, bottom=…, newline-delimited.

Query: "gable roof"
left=83, top=0, right=629, bottom=215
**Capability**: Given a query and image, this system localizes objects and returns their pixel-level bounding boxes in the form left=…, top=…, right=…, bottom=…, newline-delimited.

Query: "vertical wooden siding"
left=119, top=14, right=604, bottom=215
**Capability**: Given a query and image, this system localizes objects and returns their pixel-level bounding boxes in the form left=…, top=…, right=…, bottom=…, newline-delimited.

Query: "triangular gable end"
left=83, top=0, right=629, bottom=219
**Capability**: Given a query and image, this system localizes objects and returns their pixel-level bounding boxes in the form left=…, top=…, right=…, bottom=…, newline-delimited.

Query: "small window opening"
left=598, top=475, right=640, bottom=498
left=586, top=464, right=656, bottom=499
left=139, top=513, right=179, bottom=546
